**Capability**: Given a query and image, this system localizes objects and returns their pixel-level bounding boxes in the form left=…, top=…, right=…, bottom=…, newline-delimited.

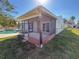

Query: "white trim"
left=41, top=7, right=57, bottom=18
left=19, top=15, right=39, bottom=21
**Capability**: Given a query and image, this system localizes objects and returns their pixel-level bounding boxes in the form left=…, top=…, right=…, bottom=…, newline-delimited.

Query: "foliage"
left=7, top=19, right=17, bottom=27
left=64, top=18, right=67, bottom=23
left=0, top=0, right=14, bottom=13
left=70, top=16, right=76, bottom=20
left=0, top=0, right=16, bottom=27
left=0, top=14, right=17, bottom=27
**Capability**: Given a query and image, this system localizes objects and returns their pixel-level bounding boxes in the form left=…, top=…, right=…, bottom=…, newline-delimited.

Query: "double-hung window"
left=29, top=22, right=33, bottom=32
left=21, top=21, right=25, bottom=32
left=43, top=23, right=50, bottom=32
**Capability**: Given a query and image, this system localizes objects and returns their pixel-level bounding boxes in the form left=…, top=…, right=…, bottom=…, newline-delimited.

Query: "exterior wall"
left=56, top=16, right=64, bottom=34
left=39, top=14, right=56, bottom=34
left=19, top=17, right=39, bottom=33
left=33, top=21, right=38, bottom=32
left=51, top=19, right=56, bottom=34
left=28, top=17, right=39, bottom=32
left=19, top=20, right=28, bottom=33
left=23, top=33, right=55, bottom=46
left=19, top=13, right=56, bottom=34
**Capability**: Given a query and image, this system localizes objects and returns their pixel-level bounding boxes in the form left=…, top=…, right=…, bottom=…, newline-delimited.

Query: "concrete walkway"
left=0, top=33, right=20, bottom=38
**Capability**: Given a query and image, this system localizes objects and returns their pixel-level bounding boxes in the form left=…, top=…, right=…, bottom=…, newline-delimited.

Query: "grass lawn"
left=71, top=28, right=79, bottom=36
left=0, top=36, right=17, bottom=59
left=0, top=36, right=17, bottom=41
left=0, top=29, right=79, bottom=59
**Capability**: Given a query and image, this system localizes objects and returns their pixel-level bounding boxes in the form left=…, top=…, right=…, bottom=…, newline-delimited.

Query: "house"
left=64, top=19, right=76, bottom=28
left=56, top=16, right=64, bottom=34
left=17, top=6, right=64, bottom=47
left=75, top=24, right=79, bottom=29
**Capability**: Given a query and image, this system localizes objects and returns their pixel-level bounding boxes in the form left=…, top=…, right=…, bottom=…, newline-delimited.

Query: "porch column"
left=37, top=20, right=40, bottom=32
left=28, top=19, right=29, bottom=40
left=38, top=16, right=43, bottom=47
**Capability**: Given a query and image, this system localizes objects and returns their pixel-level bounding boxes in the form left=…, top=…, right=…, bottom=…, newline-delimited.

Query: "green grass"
left=0, top=36, right=16, bottom=41
left=0, top=29, right=79, bottom=59
left=0, top=38, right=17, bottom=59
left=28, top=29, right=79, bottom=59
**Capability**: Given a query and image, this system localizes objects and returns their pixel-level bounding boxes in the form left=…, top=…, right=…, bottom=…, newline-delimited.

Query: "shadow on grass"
left=0, top=29, right=79, bottom=59
left=0, top=37, right=17, bottom=59
left=39, top=30, right=79, bottom=59
left=0, top=36, right=36, bottom=59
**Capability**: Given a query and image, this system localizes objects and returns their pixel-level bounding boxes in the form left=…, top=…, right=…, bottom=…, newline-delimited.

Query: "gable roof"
left=17, top=6, right=57, bottom=20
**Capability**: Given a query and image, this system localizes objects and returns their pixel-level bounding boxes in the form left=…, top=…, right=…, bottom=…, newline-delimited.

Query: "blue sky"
left=9, top=0, right=79, bottom=21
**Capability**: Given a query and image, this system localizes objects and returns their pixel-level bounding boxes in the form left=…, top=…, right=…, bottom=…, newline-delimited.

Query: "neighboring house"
left=75, top=21, right=79, bottom=28
left=76, top=24, right=79, bottom=29
left=17, top=6, right=64, bottom=47
left=64, top=19, right=75, bottom=28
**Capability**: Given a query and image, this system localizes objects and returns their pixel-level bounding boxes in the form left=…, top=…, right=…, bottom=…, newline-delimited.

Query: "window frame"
left=43, top=23, right=50, bottom=32
left=29, top=22, right=33, bottom=32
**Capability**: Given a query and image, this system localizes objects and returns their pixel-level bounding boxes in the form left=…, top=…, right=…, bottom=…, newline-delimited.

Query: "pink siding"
left=26, top=34, right=55, bottom=47
left=42, top=34, right=55, bottom=45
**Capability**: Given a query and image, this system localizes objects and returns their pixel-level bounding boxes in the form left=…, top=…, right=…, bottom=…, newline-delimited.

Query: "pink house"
left=17, top=6, right=57, bottom=47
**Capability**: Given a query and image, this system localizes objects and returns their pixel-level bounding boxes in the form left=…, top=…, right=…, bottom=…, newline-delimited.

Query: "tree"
left=0, top=0, right=14, bottom=13
left=0, top=0, right=14, bottom=22
left=64, top=18, right=67, bottom=23
left=7, top=19, right=17, bottom=27
left=70, top=16, right=76, bottom=20
left=0, top=0, right=16, bottom=27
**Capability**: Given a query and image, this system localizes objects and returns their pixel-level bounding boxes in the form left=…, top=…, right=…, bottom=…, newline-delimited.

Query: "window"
left=21, top=21, right=25, bottom=33
left=29, top=22, right=33, bottom=32
left=43, top=23, right=45, bottom=31
left=43, top=23, right=49, bottom=32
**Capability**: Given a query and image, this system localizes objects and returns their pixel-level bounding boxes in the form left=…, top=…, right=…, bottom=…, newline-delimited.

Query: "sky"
left=9, top=0, right=79, bottom=21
